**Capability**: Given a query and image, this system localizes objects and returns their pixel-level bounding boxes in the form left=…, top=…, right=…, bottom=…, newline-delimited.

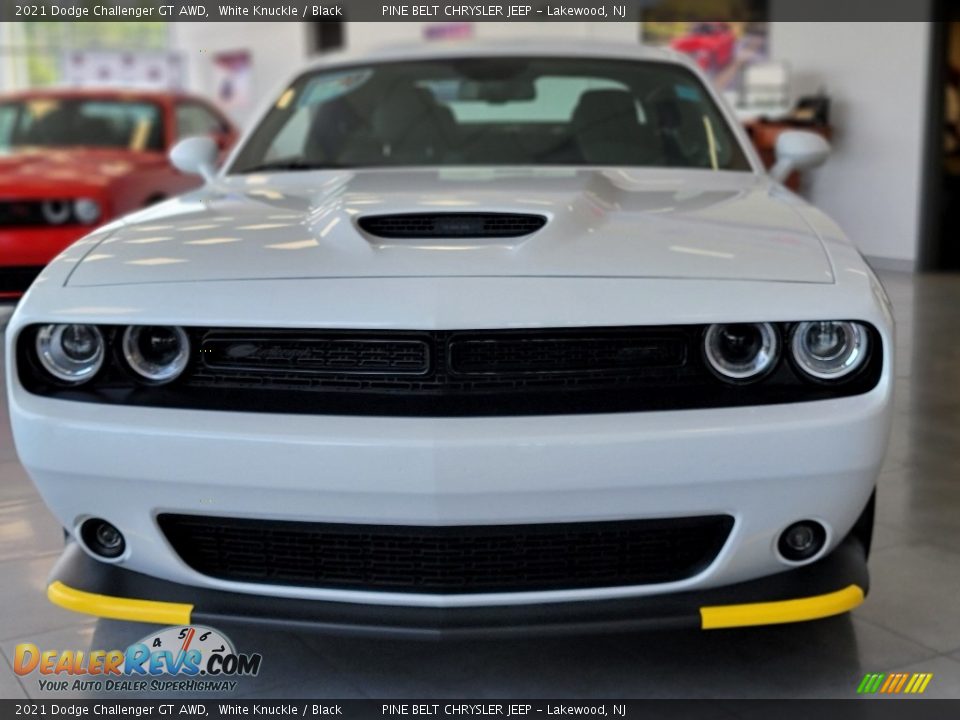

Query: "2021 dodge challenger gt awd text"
left=6, top=43, right=893, bottom=636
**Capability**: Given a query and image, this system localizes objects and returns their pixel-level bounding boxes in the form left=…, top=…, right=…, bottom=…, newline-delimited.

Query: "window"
left=175, top=103, right=225, bottom=140
left=230, top=57, right=751, bottom=173
left=428, top=77, right=645, bottom=124
left=0, top=99, right=165, bottom=152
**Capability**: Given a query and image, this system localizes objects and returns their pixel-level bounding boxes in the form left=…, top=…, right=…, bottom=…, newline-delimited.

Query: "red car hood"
left=0, top=147, right=162, bottom=196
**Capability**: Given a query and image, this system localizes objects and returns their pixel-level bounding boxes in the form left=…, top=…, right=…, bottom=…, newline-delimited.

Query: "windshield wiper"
left=236, top=159, right=339, bottom=174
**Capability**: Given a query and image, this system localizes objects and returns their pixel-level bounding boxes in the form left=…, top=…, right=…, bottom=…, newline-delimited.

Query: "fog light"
left=80, top=518, right=126, bottom=559
left=778, top=520, right=826, bottom=562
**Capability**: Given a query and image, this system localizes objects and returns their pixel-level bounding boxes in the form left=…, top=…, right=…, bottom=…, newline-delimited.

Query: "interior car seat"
left=370, top=84, right=449, bottom=163
left=571, top=89, right=659, bottom=166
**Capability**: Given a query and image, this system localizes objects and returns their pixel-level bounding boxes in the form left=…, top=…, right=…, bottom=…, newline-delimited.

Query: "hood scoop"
left=358, top=213, right=547, bottom=239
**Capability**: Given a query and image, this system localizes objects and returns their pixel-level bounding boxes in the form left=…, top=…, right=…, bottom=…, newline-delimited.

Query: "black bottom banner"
left=2, top=700, right=960, bottom=720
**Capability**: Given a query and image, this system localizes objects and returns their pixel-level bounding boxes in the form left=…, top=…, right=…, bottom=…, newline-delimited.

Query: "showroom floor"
left=2, top=271, right=960, bottom=700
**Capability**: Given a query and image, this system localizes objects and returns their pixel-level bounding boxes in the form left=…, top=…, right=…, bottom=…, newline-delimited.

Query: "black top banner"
left=1, top=700, right=960, bottom=720
left=0, top=0, right=943, bottom=22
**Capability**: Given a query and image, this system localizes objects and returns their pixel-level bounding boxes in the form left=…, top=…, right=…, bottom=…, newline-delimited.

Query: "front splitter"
left=45, top=535, right=869, bottom=638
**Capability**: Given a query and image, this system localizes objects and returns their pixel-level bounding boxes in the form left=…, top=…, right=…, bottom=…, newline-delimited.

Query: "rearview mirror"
left=170, top=136, right=218, bottom=183
left=770, top=131, right=831, bottom=184
left=457, top=79, right=536, bottom=103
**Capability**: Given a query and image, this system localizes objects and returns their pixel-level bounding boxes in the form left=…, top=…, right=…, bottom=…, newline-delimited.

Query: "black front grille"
left=449, top=333, right=686, bottom=374
left=0, top=200, right=80, bottom=228
left=0, top=266, right=44, bottom=295
left=358, top=213, right=547, bottom=238
left=182, top=327, right=702, bottom=414
left=0, top=201, right=46, bottom=228
left=158, top=514, right=734, bottom=593
left=200, top=332, right=431, bottom=375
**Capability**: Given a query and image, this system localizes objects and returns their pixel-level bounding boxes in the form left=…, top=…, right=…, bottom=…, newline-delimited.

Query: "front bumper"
left=8, top=271, right=894, bottom=614
left=48, top=533, right=869, bottom=637
left=11, top=388, right=889, bottom=608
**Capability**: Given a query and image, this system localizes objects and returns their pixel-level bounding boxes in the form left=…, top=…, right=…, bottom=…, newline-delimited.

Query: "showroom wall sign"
left=63, top=50, right=184, bottom=90
left=12, top=625, right=262, bottom=694
left=640, top=0, right=768, bottom=93
left=212, top=50, right=252, bottom=113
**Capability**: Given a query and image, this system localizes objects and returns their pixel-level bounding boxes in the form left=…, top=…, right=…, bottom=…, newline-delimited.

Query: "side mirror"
left=770, top=130, right=831, bottom=184
left=169, top=136, right=219, bottom=183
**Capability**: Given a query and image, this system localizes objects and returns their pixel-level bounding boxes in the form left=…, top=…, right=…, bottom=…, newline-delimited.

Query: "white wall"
left=168, top=22, right=309, bottom=126
left=768, top=22, right=931, bottom=266
left=345, top=22, right=637, bottom=51
left=169, top=20, right=932, bottom=265
left=167, top=22, right=639, bottom=124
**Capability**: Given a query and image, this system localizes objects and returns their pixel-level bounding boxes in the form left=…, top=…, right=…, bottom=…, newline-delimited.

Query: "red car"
left=671, top=22, right=737, bottom=72
left=0, top=89, right=237, bottom=299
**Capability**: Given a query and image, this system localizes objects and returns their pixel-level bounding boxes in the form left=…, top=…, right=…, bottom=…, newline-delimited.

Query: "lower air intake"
left=158, top=514, right=734, bottom=594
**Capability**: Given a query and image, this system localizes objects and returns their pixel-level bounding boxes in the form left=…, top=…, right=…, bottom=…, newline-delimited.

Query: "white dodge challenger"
left=6, top=42, right=893, bottom=635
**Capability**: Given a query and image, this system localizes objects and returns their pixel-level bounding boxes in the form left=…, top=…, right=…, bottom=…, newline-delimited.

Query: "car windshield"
left=229, top=57, right=752, bottom=173
left=0, top=98, right=165, bottom=152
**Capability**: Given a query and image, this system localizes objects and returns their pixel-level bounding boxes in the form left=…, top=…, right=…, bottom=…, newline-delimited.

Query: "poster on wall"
left=423, top=23, right=475, bottom=41
left=212, top=50, right=253, bottom=114
left=641, top=0, right=769, bottom=95
left=62, top=50, right=184, bottom=89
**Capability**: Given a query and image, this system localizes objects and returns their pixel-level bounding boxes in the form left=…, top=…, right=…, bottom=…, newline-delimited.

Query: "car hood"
left=0, top=147, right=158, bottom=194
left=66, top=168, right=835, bottom=287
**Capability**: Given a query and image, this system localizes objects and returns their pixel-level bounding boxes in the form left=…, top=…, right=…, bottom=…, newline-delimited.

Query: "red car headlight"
left=73, top=198, right=102, bottom=225
left=36, top=198, right=103, bottom=226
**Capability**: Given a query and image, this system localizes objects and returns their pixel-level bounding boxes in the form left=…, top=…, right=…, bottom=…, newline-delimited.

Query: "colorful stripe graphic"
left=857, top=672, right=933, bottom=695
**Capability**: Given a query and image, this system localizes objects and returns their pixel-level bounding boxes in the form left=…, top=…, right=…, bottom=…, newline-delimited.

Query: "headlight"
left=704, top=322, right=779, bottom=381
left=73, top=198, right=102, bottom=225
left=35, top=324, right=104, bottom=384
left=41, top=200, right=71, bottom=225
left=122, top=326, right=190, bottom=383
left=791, top=321, right=869, bottom=380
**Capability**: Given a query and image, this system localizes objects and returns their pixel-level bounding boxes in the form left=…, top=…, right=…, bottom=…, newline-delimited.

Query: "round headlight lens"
left=122, top=326, right=190, bottom=383
left=35, top=324, right=104, bottom=384
left=41, top=200, right=71, bottom=225
left=704, top=322, right=779, bottom=381
left=73, top=198, right=102, bottom=225
left=791, top=321, right=869, bottom=380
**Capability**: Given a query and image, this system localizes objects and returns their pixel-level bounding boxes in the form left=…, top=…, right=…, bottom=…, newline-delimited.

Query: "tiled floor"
left=1, top=271, right=959, bottom=699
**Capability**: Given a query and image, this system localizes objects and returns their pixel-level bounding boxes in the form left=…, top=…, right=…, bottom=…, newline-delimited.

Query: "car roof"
left=306, top=38, right=691, bottom=71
